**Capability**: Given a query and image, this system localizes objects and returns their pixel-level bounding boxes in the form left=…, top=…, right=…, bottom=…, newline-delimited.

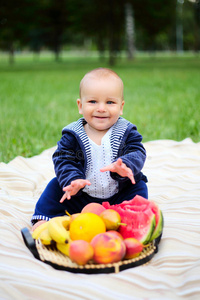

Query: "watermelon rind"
left=150, top=210, right=164, bottom=242
left=141, top=214, right=156, bottom=244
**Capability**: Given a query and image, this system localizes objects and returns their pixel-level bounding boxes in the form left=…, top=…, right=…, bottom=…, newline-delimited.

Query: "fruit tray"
left=21, top=227, right=162, bottom=274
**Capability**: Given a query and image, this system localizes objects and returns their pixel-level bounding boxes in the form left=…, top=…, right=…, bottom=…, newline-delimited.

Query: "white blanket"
left=0, top=138, right=200, bottom=300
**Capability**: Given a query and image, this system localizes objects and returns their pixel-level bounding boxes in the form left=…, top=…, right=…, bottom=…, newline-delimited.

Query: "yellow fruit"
left=39, top=228, right=53, bottom=245
left=69, top=212, right=106, bottom=242
left=32, top=221, right=48, bottom=240
left=100, top=209, right=122, bottom=231
left=57, top=243, right=70, bottom=256
left=69, top=213, right=81, bottom=225
left=48, top=216, right=71, bottom=244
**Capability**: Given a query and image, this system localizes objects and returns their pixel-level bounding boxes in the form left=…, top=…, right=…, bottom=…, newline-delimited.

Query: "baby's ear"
left=77, top=99, right=83, bottom=114
left=120, top=100, right=125, bottom=115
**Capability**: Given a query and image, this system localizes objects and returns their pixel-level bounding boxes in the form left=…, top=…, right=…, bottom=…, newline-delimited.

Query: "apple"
left=124, top=238, right=143, bottom=259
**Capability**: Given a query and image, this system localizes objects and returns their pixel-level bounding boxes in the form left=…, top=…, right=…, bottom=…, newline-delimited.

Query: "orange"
left=69, top=212, right=106, bottom=242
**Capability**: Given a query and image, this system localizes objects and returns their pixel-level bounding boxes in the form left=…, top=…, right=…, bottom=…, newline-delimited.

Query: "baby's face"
left=77, top=75, right=124, bottom=133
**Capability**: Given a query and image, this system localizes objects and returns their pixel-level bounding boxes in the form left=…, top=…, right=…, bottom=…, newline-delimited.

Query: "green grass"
left=0, top=52, right=200, bottom=162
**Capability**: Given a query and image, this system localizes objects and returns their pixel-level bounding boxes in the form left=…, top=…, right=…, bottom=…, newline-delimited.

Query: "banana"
left=57, top=242, right=70, bottom=256
left=48, top=216, right=71, bottom=244
left=32, top=221, right=48, bottom=240
left=39, top=228, right=54, bottom=246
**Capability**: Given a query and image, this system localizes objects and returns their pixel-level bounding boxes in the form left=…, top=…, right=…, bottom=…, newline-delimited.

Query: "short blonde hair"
left=79, top=68, right=124, bottom=100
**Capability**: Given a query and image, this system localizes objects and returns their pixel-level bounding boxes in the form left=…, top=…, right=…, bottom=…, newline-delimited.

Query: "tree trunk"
left=176, top=0, right=184, bottom=53
left=194, top=0, right=200, bottom=52
left=108, top=30, right=115, bottom=66
left=125, top=2, right=135, bottom=60
left=97, top=34, right=106, bottom=62
left=9, top=43, right=14, bottom=64
left=108, top=0, right=116, bottom=66
left=54, top=44, right=61, bottom=62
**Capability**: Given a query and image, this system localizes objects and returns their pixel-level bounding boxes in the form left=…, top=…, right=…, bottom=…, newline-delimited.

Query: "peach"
left=91, top=232, right=126, bottom=264
left=69, top=240, right=94, bottom=265
left=81, top=202, right=106, bottom=215
left=124, top=238, right=143, bottom=259
left=106, top=230, right=124, bottom=241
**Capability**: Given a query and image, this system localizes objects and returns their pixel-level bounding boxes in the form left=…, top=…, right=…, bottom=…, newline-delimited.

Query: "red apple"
left=124, top=238, right=143, bottom=259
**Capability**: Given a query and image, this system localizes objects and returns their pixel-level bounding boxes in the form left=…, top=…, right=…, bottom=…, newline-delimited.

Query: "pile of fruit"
left=32, top=195, right=163, bottom=266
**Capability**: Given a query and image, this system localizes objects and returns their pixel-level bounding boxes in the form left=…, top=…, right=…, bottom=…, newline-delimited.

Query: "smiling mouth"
left=94, top=116, right=108, bottom=119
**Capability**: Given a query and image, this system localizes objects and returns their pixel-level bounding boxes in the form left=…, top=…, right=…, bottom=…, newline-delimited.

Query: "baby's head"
left=79, top=68, right=124, bottom=101
left=77, top=68, right=125, bottom=133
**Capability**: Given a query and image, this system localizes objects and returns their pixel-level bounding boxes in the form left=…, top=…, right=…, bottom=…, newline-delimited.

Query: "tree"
left=69, top=0, right=125, bottom=65
left=131, top=0, right=176, bottom=50
left=38, top=0, right=70, bottom=61
left=194, top=0, right=200, bottom=51
left=125, top=2, right=135, bottom=60
left=0, top=0, right=36, bottom=63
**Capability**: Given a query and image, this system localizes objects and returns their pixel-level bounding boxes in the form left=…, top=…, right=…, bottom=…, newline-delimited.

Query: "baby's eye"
left=88, top=100, right=96, bottom=104
left=107, top=100, right=114, bottom=104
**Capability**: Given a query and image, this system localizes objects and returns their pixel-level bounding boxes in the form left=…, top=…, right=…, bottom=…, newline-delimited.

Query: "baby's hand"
left=100, top=158, right=135, bottom=184
left=60, top=179, right=91, bottom=203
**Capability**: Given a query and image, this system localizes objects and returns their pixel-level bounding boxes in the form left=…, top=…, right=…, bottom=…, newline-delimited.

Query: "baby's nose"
left=97, top=103, right=106, bottom=112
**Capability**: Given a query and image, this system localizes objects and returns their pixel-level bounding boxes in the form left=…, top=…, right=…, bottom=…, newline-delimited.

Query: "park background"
left=0, top=0, right=200, bottom=162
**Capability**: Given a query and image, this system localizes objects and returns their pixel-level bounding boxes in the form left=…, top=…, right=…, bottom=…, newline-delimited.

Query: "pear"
left=100, top=209, right=126, bottom=231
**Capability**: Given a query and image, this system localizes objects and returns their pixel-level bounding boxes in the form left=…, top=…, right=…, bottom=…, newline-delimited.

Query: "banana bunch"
left=32, top=216, right=71, bottom=255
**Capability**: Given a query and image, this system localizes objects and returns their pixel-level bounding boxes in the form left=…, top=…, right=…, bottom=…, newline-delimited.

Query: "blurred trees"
left=0, top=0, right=36, bottom=63
left=132, top=0, right=176, bottom=50
left=37, top=0, right=70, bottom=61
left=0, top=0, right=199, bottom=64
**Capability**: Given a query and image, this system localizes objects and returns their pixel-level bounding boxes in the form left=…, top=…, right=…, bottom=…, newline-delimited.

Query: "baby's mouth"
left=94, top=116, right=108, bottom=119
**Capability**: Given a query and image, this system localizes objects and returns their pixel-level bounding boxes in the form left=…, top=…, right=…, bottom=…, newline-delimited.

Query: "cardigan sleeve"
left=52, top=132, right=86, bottom=189
left=110, top=126, right=146, bottom=183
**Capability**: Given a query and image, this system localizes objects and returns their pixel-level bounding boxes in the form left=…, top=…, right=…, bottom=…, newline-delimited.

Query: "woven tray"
left=21, top=227, right=161, bottom=274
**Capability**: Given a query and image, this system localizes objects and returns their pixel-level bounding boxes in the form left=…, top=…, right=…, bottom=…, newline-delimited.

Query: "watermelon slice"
left=102, top=195, right=163, bottom=245
left=118, top=207, right=155, bottom=244
left=122, top=195, right=164, bottom=241
left=149, top=203, right=163, bottom=242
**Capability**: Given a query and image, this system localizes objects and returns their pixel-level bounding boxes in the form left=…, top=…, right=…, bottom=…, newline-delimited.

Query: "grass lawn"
left=0, top=52, right=200, bottom=163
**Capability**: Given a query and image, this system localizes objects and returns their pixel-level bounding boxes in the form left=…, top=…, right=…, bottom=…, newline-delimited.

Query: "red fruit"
left=81, top=203, right=106, bottom=215
left=91, top=232, right=126, bottom=264
left=102, top=195, right=162, bottom=244
left=124, top=238, right=143, bottom=259
left=69, top=240, right=94, bottom=265
left=106, top=230, right=124, bottom=240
